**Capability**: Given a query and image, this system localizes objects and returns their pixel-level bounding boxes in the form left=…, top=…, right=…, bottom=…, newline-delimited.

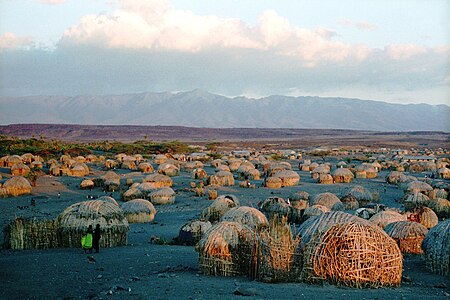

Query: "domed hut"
left=137, top=182, right=158, bottom=194
left=302, top=222, right=402, bottom=288
left=346, top=185, right=374, bottom=207
left=153, top=154, right=168, bottom=165
left=104, top=159, right=119, bottom=169
left=80, top=179, right=94, bottom=190
left=403, top=192, right=430, bottom=211
left=405, top=181, right=433, bottom=194
left=6, top=155, right=22, bottom=167
left=260, top=197, right=292, bottom=220
left=121, top=199, right=156, bottom=223
left=209, top=171, right=235, bottom=186
left=311, top=165, right=329, bottom=180
left=97, top=196, right=119, bottom=206
left=69, top=163, right=89, bottom=177
left=49, top=165, right=61, bottom=176
left=192, top=168, right=208, bottom=180
left=143, top=173, right=173, bottom=188
left=369, top=211, right=406, bottom=229
left=1, top=176, right=32, bottom=197
left=102, top=171, right=121, bottom=192
left=149, top=187, right=176, bottom=205
left=437, top=167, right=450, bottom=179
left=201, top=195, right=240, bottom=223
left=386, top=171, right=404, bottom=184
left=303, top=205, right=329, bottom=221
left=421, top=219, right=450, bottom=277
left=221, top=206, right=268, bottom=230
left=332, top=168, right=354, bottom=183
left=138, top=162, right=154, bottom=173
left=196, top=221, right=255, bottom=277
left=274, top=170, right=300, bottom=187
left=318, top=173, right=334, bottom=184
left=122, top=187, right=143, bottom=202
left=11, top=163, right=30, bottom=177
left=310, top=193, right=343, bottom=211
left=414, top=207, right=438, bottom=229
left=265, top=176, right=282, bottom=188
left=178, top=220, right=212, bottom=245
left=158, top=163, right=180, bottom=177
left=57, top=200, right=129, bottom=248
left=428, top=198, right=450, bottom=218
left=384, top=221, right=428, bottom=254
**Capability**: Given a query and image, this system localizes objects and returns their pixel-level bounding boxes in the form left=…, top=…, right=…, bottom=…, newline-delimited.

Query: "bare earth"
left=0, top=163, right=449, bottom=299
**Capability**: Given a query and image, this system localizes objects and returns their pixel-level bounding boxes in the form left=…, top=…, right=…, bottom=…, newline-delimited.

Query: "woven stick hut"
left=97, top=196, right=119, bottom=206
left=138, top=162, right=154, bottom=173
left=384, top=221, right=428, bottom=254
left=11, top=163, right=30, bottom=177
left=177, top=220, right=212, bottom=245
left=121, top=199, right=156, bottom=223
left=302, top=222, right=402, bottom=288
left=303, top=205, right=329, bottom=221
left=149, top=187, right=176, bottom=205
left=256, top=216, right=302, bottom=283
left=403, top=192, right=430, bottom=211
left=265, top=176, right=282, bottom=188
left=415, top=207, right=438, bottom=229
left=346, top=185, right=374, bottom=207
left=332, top=168, right=354, bottom=183
left=422, top=219, right=450, bottom=277
left=157, top=163, right=180, bottom=177
left=221, top=206, right=268, bottom=230
left=196, top=221, right=255, bottom=277
left=58, top=200, right=129, bottom=248
left=274, top=170, right=300, bottom=187
left=3, top=217, right=59, bottom=250
left=101, top=171, right=121, bottom=192
left=143, top=173, right=173, bottom=187
left=260, top=197, right=292, bottom=221
left=427, top=198, right=450, bottom=218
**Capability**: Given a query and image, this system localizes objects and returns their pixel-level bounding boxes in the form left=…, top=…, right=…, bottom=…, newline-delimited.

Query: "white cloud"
left=60, top=0, right=374, bottom=66
left=0, top=32, right=33, bottom=49
left=386, top=44, right=427, bottom=60
left=339, top=18, right=378, bottom=31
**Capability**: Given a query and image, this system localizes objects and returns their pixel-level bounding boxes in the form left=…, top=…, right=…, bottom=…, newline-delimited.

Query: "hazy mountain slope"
left=0, top=90, right=448, bottom=131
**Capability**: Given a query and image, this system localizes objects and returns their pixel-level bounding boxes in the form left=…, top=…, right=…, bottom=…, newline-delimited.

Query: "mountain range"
left=0, top=90, right=448, bottom=131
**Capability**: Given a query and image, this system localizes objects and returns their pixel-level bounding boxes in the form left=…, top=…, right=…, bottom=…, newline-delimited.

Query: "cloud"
left=385, top=44, right=427, bottom=60
left=38, top=0, right=66, bottom=4
left=59, top=0, right=374, bottom=67
left=0, top=32, right=34, bottom=50
left=339, top=18, right=378, bottom=31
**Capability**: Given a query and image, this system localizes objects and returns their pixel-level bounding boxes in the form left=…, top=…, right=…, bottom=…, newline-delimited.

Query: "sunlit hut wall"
left=58, top=200, right=129, bottom=248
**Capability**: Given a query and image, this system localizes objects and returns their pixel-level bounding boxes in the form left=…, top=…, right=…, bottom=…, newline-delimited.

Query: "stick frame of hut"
left=422, top=219, right=450, bottom=277
left=3, top=217, right=59, bottom=250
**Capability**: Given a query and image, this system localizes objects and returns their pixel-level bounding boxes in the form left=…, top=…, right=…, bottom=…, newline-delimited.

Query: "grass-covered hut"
left=208, top=171, right=235, bottom=186
left=11, top=163, right=30, bottom=177
left=310, top=193, right=343, bottom=211
left=143, top=173, right=173, bottom=188
left=369, top=210, right=406, bottom=229
left=0, top=176, right=32, bottom=197
left=273, top=170, right=300, bottom=187
left=332, top=168, right=354, bottom=183
left=220, top=206, right=268, bottom=230
left=121, top=199, right=156, bottom=223
left=201, top=195, right=240, bottom=223
left=384, top=221, right=428, bottom=254
left=149, top=187, right=176, bottom=205
left=422, top=219, right=450, bottom=277
left=57, top=200, right=129, bottom=248
left=177, top=220, right=212, bottom=245
left=3, top=217, right=59, bottom=250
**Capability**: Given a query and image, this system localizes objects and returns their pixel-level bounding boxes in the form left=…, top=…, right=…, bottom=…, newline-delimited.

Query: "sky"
left=0, top=0, right=448, bottom=105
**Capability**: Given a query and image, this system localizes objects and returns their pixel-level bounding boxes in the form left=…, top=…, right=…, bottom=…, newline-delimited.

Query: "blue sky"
left=0, top=0, right=448, bottom=105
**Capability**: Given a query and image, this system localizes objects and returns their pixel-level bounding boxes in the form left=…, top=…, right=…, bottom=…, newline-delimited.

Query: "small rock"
left=158, top=273, right=169, bottom=278
left=233, top=287, right=257, bottom=296
left=130, top=276, right=140, bottom=281
left=96, top=275, right=103, bottom=279
left=401, top=275, right=412, bottom=283
left=106, top=290, right=113, bottom=295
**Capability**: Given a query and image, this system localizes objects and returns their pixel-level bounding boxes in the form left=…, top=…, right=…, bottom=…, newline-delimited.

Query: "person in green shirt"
left=81, top=225, right=93, bottom=253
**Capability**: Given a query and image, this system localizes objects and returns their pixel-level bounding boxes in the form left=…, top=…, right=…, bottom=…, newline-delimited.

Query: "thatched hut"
left=49, top=165, right=61, bottom=176
left=80, top=179, right=94, bottom=190
left=403, top=192, right=430, bottom=211
left=303, top=205, right=329, bottom=220
left=6, top=155, right=22, bottom=167
left=429, top=188, right=448, bottom=200
left=302, top=222, right=402, bottom=288
left=209, top=171, right=235, bottom=186
left=221, top=206, right=268, bottom=230
left=143, top=173, right=173, bottom=187
left=369, top=210, right=406, bottom=229
left=122, top=187, right=143, bottom=202
left=192, top=168, right=208, bottom=180
left=384, top=221, right=428, bottom=254
left=427, top=198, right=450, bottom=218
left=104, top=159, right=119, bottom=169
left=210, top=159, right=223, bottom=168
left=332, top=168, right=354, bottom=183
left=102, top=171, right=121, bottom=191
left=216, top=164, right=231, bottom=172
left=422, top=219, right=450, bottom=277
left=405, top=181, right=433, bottom=194
left=30, top=161, right=43, bottom=169
left=201, top=195, right=240, bottom=223
left=11, top=163, right=30, bottom=177
left=265, top=177, right=282, bottom=188
left=311, top=165, right=329, bottom=180
left=274, top=170, right=300, bottom=187
left=69, top=163, right=89, bottom=177
left=58, top=200, right=129, bottom=248
left=178, top=220, right=212, bottom=245
left=289, top=191, right=309, bottom=201
left=318, top=173, right=334, bottom=184
left=415, top=207, right=439, bottom=229
left=386, top=171, right=404, bottom=184
left=310, top=193, right=343, bottom=211
left=1, top=176, right=32, bottom=197
left=121, top=199, right=156, bottom=223
left=154, top=154, right=168, bottom=165
left=136, top=182, right=157, bottom=194
left=196, top=221, right=255, bottom=277
left=97, top=196, right=119, bottom=206
left=158, top=163, right=180, bottom=177
left=256, top=216, right=302, bottom=283
left=260, top=197, right=291, bottom=220
left=138, top=162, right=154, bottom=173
left=437, top=167, right=450, bottom=179
left=3, top=217, right=59, bottom=250
left=346, top=185, right=374, bottom=207
left=149, top=187, right=176, bottom=205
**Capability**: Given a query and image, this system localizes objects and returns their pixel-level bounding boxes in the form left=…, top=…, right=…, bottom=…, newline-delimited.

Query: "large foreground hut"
left=121, top=199, right=156, bottom=223
left=384, top=221, right=428, bottom=254
left=196, top=221, right=255, bottom=277
left=58, top=200, right=129, bottom=248
left=221, top=206, right=268, bottom=230
left=0, top=176, right=32, bottom=197
left=422, top=219, right=450, bottom=277
left=302, top=222, right=403, bottom=288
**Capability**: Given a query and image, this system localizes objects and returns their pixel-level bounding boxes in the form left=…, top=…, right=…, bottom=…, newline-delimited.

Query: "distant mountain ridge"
left=0, top=90, right=448, bottom=131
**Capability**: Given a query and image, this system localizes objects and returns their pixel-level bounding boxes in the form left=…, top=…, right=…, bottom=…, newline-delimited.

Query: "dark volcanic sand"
left=0, top=163, right=449, bottom=300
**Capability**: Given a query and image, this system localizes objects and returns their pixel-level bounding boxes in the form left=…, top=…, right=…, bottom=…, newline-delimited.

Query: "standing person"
left=82, top=225, right=93, bottom=253
left=92, top=224, right=101, bottom=253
